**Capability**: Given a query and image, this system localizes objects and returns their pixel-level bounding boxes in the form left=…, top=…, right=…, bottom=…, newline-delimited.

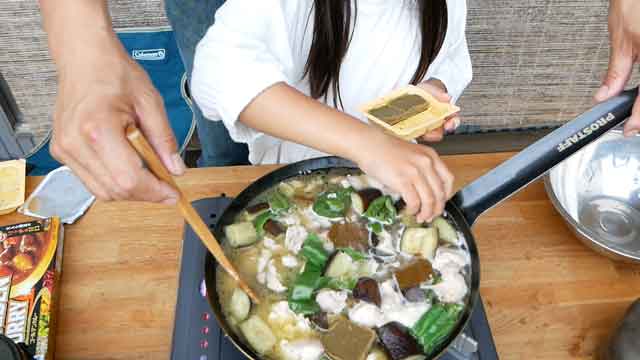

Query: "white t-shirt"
left=192, top=0, right=472, bottom=165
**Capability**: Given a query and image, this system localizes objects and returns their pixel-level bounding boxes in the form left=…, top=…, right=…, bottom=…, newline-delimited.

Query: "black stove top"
left=171, top=197, right=499, bottom=360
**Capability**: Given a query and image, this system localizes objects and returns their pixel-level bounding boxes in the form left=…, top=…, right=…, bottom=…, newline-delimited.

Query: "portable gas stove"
left=171, top=197, right=499, bottom=360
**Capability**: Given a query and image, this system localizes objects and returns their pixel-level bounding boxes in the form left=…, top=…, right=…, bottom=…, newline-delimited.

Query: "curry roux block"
left=361, top=85, right=460, bottom=141
left=388, top=94, right=431, bottom=115
left=368, top=105, right=404, bottom=126
left=0, top=217, right=63, bottom=360
left=368, top=94, right=431, bottom=126
left=321, top=316, right=377, bottom=360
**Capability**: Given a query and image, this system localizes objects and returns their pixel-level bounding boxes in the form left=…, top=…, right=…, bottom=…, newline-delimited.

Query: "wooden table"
left=1, top=153, right=639, bottom=360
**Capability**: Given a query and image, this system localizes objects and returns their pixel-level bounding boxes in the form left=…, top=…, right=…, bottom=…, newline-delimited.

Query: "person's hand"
left=595, top=0, right=640, bottom=137
left=355, top=130, right=454, bottom=223
left=418, top=79, right=461, bottom=142
left=50, top=33, right=184, bottom=203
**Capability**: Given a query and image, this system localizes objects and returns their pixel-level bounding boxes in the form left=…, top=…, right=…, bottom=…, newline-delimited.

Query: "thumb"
left=623, top=96, right=640, bottom=137
left=419, top=81, right=451, bottom=103
left=595, top=47, right=634, bottom=102
left=134, top=89, right=186, bottom=176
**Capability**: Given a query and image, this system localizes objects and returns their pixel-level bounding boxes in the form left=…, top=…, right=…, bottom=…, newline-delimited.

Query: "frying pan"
left=204, top=88, right=639, bottom=359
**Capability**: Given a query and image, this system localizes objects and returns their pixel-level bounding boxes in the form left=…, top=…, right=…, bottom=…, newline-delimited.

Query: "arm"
left=39, top=0, right=184, bottom=202
left=595, top=0, right=640, bottom=137
left=240, top=83, right=454, bottom=222
left=427, top=0, right=473, bottom=103
left=418, top=0, right=472, bottom=141
left=192, top=0, right=454, bottom=221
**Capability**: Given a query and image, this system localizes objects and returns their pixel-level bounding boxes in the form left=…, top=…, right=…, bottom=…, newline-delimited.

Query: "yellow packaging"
left=0, top=217, right=63, bottom=359
left=361, top=85, right=460, bottom=141
left=0, top=159, right=26, bottom=215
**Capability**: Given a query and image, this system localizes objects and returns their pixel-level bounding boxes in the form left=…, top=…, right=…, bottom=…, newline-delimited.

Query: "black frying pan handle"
left=453, top=87, right=638, bottom=226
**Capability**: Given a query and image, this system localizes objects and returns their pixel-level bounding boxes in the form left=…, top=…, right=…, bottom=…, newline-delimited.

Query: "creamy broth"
left=216, top=171, right=471, bottom=360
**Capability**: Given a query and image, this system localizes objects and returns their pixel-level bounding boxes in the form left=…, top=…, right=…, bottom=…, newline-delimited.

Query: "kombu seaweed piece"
left=388, top=94, right=430, bottom=112
left=369, top=106, right=404, bottom=126
left=368, top=94, right=432, bottom=126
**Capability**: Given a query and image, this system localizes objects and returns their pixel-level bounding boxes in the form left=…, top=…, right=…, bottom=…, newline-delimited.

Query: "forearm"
left=39, top=0, right=121, bottom=75
left=239, top=83, right=382, bottom=162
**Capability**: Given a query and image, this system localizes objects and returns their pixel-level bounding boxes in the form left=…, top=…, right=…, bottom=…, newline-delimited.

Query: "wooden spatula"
left=125, top=124, right=260, bottom=304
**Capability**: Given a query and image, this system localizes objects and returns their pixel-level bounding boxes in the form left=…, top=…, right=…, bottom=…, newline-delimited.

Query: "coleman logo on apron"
left=132, top=48, right=166, bottom=61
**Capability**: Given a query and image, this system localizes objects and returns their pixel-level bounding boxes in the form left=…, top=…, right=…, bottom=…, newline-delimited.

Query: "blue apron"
left=26, top=27, right=194, bottom=175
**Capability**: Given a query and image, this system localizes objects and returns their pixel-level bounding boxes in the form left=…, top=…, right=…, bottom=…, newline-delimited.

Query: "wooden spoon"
left=125, top=124, right=260, bottom=304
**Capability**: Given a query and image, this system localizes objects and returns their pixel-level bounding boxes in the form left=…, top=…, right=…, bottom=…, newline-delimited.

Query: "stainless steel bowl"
left=544, top=125, right=640, bottom=263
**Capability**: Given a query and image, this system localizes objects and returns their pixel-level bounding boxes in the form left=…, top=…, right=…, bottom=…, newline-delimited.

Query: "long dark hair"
left=303, top=0, right=448, bottom=108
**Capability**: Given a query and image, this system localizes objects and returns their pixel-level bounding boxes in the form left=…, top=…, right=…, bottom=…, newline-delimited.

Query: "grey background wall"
left=0, top=0, right=634, bottom=148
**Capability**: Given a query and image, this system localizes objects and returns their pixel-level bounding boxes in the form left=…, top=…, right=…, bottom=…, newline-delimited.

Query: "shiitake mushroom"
left=352, top=188, right=384, bottom=214
left=246, top=202, right=269, bottom=214
left=352, top=278, right=382, bottom=307
left=309, top=312, right=329, bottom=331
left=359, top=189, right=383, bottom=211
left=263, top=219, right=285, bottom=237
left=394, top=199, right=406, bottom=213
left=377, top=322, right=422, bottom=360
left=370, top=232, right=380, bottom=247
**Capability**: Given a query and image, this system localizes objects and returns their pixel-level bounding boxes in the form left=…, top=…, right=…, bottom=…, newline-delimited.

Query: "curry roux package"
left=0, top=217, right=63, bottom=360
left=361, top=85, right=460, bottom=141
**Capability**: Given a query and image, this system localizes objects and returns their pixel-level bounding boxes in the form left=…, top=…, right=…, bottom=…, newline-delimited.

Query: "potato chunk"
left=225, top=222, right=258, bottom=248
left=239, top=315, right=276, bottom=355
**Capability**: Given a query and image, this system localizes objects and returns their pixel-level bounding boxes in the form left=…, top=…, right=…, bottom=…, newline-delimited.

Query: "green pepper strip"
left=253, top=211, right=273, bottom=235
left=368, top=222, right=384, bottom=234
left=288, top=234, right=330, bottom=314
left=288, top=234, right=364, bottom=313
left=338, top=247, right=368, bottom=261
left=312, top=188, right=353, bottom=218
left=268, top=190, right=291, bottom=214
left=289, top=264, right=323, bottom=301
left=300, top=234, right=329, bottom=268
left=411, top=303, right=464, bottom=355
left=320, top=277, right=358, bottom=291
left=364, top=195, right=396, bottom=225
left=288, top=299, right=321, bottom=315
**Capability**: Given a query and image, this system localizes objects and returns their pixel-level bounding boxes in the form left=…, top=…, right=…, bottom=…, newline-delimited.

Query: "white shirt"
left=192, top=0, right=472, bottom=165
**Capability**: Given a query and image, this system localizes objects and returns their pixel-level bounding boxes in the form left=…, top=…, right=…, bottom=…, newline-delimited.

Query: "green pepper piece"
left=412, top=304, right=445, bottom=337
left=411, top=303, right=464, bottom=355
left=288, top=299, right=321, bottom=315
left=368, top=221, right=384, bottom=234
left=269, top=190, right=291, bottom=214
left=290, top=265, right=323, bottom=301
left=431, top=271, right=443, bottom=285
left=313, top=188, right=353, bottom=218
left=320, top=277, right=358, bottom=291
left=364, top=195, right=396, bottom=225
left=301, top=234, right=329, bottom=268
left=424, top=289, right=438, bottom=303
left=253, top=211, right=273, bottom=235
left=338, top=247, right=368, bottom=261
left=287, top=235, right=329, bottom=315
